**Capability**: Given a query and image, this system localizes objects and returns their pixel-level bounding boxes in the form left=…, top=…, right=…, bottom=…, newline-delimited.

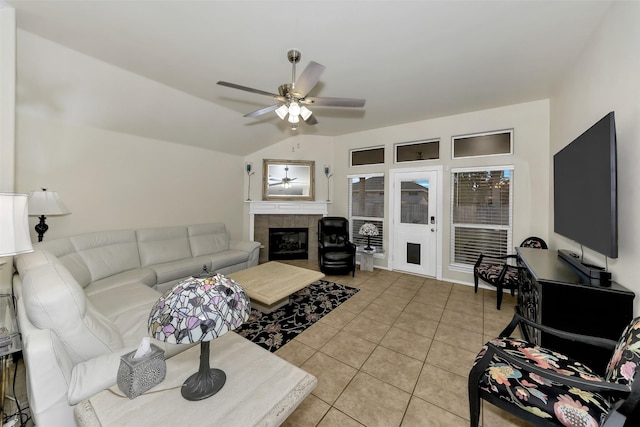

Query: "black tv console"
left=516, top=247, right=635, bottom=375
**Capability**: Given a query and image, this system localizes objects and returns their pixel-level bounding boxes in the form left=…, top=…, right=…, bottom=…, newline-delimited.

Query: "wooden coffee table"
left=227, top=262, right=324, bottom=313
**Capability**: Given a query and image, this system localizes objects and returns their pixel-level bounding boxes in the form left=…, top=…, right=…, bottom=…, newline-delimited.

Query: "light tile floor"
left=6, top=261, right=531, bottom=427
left=277, top=260, right=531, bottom=427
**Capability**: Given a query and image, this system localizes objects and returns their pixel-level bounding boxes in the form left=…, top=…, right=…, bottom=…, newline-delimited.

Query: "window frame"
left=449, top=165, right=514, bottom=272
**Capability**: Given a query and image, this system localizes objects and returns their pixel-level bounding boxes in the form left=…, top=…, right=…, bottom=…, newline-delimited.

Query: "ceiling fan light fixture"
left=275, top=104, right=289, bottom=120
left=288, top=102, right=301, bottom=117
left=288, top=114, right=300, bottom=124
left=300, top=106, right=312, bottom=121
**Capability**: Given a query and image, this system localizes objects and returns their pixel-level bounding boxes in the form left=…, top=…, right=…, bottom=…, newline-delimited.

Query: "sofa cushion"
left=136, top=226, right=192, bottom=267
left=188, top=223, right=230, bottom=256
left=148, top=256, right=211, bottom=284
left=15, top=249, right=60, bottom=273
left=84, top=268, right=157, bottom=296
left=87, top=282, right=161, bottom=321
left=21, top=263, right=124, bottom=364
left=35, top=238, right=92, bottom=287
left=70, top=230, right=141, bottom=283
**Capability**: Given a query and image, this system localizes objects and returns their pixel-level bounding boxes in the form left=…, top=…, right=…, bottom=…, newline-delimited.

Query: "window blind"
left=348, top=174, right=385, bottom=250
left=450, top=167, right=513, bottom=267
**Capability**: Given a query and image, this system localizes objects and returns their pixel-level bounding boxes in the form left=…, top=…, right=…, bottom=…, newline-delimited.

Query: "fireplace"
left=269, top=228, right=309, bottom=260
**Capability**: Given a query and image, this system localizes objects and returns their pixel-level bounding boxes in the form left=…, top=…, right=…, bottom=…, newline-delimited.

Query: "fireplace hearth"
left=269, top=228, right=309, bottom=260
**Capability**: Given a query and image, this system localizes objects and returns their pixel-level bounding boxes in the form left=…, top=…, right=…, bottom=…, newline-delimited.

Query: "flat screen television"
left=553, top=111, right=618, bottom=259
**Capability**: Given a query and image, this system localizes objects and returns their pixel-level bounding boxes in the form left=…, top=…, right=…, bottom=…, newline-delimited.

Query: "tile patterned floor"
left=276, top=260, right=531, bottom=427
left=6, top=261, right=531, bottom=427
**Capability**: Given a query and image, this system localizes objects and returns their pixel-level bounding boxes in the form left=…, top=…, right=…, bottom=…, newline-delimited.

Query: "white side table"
left=359, top=249, right=375, bottom=272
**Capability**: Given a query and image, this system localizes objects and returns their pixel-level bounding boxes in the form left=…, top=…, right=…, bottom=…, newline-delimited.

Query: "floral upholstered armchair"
left=473, top=236, right=547, bottom=309
left=469, top=313, right=640, bottom=427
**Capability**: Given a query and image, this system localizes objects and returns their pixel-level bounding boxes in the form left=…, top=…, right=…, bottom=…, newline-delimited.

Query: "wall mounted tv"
left=553, top=111, right=618, bottom=259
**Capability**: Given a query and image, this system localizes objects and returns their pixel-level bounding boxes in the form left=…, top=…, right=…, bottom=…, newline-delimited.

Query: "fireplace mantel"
left=247, top=201, right=329, bottom=240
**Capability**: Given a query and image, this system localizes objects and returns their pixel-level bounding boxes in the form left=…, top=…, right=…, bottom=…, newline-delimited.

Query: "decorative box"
left=117, top=343, right=166, bottom=399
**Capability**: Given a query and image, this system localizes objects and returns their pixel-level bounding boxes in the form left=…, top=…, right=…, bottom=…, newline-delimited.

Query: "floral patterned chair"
left=469, top=313, right=640, bottom=427
left=474, top=236, right=547, bottom=309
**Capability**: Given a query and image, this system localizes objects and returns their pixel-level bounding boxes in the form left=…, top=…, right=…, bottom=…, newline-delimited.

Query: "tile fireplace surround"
left=248, top=202, right=329, bottom=264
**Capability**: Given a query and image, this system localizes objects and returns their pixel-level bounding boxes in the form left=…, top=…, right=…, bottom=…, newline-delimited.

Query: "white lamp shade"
left=288, top=114, right=300, bottom=124
left=0, top=193, right=34, bottom=257
left=28, top=190, right=70, bottom=216
left=300, top=106, right=312, bottom=121
left=275, top=104, right=289, bottom=120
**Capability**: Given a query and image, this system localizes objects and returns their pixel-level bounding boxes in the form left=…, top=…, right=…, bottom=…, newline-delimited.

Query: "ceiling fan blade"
left=304, top=96, right=366, bottom=108
left=293, top=61, right=326, bottom=97
left=217, top=81, right=282, bottom=99
left=244, top=104, right=280, bottom=118
left=304, top=114, right=318, bottom=125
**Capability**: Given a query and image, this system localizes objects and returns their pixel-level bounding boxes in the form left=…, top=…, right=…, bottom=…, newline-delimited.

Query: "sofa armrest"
left=230, top=239, right=260, bottom=253
left=230, top=240, right=261, bottom=266
left=68, top=348, right=135, bottom=405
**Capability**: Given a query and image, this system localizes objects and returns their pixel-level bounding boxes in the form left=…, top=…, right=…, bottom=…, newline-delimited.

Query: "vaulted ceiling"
left=7, top=0, right=612, bottom=155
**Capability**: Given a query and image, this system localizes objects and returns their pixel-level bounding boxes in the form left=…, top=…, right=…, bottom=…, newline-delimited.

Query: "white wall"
left=0, top=8, right=16, bottom=192
left=15, top=115, right=245, bottom=240
left=13, top=26, right=247, bottom=241
left=550, top=1, right=640, bottom=313
left=332, top=100, right=550, bottom=283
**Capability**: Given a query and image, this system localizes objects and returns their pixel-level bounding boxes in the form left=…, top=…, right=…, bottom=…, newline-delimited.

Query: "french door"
left=390, top=168, right=441, bottom=277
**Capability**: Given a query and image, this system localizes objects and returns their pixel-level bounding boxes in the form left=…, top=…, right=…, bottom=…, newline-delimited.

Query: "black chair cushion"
left=475, top=337, right=611, bottom=426
left=321, top=232, right=347, bottom=248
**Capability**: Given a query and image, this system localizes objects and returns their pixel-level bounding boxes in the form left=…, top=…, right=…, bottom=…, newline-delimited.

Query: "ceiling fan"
left=268, top=165, right=296, bottom=188
left=217, top=50, right=366, bottom=130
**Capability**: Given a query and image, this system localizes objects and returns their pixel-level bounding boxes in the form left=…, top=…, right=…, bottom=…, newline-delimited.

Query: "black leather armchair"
left=318, top=217, right=356, bottom=277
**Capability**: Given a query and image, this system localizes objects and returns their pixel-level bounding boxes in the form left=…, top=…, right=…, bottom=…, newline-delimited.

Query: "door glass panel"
left=407, top=243, right=421, bottom=265
left=400, top=180, right=429, bottom=224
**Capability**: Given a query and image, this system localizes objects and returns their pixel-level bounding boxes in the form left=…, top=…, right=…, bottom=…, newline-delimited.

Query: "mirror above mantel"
left=263, top=159, right=315, bottom=201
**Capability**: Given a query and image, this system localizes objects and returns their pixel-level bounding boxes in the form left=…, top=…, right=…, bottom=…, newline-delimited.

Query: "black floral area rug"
left=235, top=280, right=359, bottom=352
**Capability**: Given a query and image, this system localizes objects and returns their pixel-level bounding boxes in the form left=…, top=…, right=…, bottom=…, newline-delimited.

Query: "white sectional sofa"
left=13, top=223, right=260, bottom=426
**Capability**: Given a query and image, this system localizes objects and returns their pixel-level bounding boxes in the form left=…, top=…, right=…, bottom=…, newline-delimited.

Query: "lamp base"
left=364, top=235, right=373, bottom=252
left=34, top=215, right=48, bottom=242
left=181, top=368, right=226, bottom=401
left=181, top=340, right=226, bottom=401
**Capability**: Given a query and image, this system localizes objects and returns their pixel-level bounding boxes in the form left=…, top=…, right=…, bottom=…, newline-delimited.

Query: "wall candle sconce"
left=246, top=163, right=255, bottom=201
left=28, top=188, right=71, bottom=242
left=324, top=165, right=333, bottom=202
